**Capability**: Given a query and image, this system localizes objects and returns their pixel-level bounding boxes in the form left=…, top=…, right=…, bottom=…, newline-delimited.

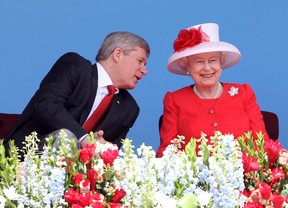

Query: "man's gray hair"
left=96, top=31, right=150, bottom=61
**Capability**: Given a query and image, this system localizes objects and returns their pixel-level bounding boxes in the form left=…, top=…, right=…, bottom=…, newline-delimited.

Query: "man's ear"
left=112, top=48, right=123, bottom=63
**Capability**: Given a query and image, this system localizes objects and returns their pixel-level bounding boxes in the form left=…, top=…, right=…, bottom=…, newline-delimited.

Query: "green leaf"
left=103, top=167, right=115, bottom=181
left=177, top=192, right=198, bottom=208
left=201, top=143, right=210, bottom=167
left=185, top=139, right=197, bottom=163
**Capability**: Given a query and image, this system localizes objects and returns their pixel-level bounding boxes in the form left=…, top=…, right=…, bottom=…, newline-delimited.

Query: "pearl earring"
left=186, top=71, right=190, bottom=75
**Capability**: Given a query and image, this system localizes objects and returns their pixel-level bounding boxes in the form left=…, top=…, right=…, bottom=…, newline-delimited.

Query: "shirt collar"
left=96, top=62, right=113, bottom=88
left=96, top=62, right=119, bottom=93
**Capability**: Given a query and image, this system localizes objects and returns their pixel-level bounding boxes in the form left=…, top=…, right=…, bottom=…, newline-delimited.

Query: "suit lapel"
left=79, top=64, right=98, bottom=124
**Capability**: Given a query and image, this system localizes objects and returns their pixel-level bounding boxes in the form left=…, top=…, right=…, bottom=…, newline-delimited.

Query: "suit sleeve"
left=31, top=52, right=90, bottom=139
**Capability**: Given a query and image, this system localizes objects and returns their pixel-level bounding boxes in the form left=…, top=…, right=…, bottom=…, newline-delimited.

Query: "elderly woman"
left=156, top=23, right=269, bottom=157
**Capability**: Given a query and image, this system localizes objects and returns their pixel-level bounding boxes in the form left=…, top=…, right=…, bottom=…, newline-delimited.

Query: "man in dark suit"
left=4, top=31, right=150, bottom=153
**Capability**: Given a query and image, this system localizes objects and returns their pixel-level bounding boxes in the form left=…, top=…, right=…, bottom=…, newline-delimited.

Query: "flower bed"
left=0, top=131, right=287, bottom=207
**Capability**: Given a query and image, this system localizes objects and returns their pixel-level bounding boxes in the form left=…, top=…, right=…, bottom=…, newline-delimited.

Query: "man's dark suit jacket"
left=4, top=52, right=139, bottom=150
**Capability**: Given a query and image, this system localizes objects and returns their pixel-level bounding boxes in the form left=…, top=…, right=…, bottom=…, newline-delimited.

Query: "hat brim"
left=167, top=41, right=241, bottom=75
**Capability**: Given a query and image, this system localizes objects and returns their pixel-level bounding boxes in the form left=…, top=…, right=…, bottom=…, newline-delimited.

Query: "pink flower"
left=79, top=144, right=96, bottom=164
left=250, top=189, right=262, bottom=204
left=90, top=202, right=104, bottom=208
left=112, top=188, right=126, bottom=203
left=73, top=173, right=85, bottom=186
left=244, top=202, right=265, bottom=208
left=91, top=193, right=104, bottom=203
left=271, top=167, right=286, bottom=185
left=71, top=204, right=83, bottom=208
left=87, top=168, right=99, bottom=191
left=264, top=139, right=282, bottom=167
left=100, top=149, right=119, bottom=166
left=64, top=188, right=80, bottom=206
left=242, top=153, right=259, bottom=173
left=108, top=203, right=123, bottom=208
left=80, top=179, right=90, bottom=194
left=255, top=182, right=272, bottom=200
left=76, top=193, right=93, bottom=207
left=278, top=149, right=288, bottom=165
left=270, top=193, right=285, bottom=208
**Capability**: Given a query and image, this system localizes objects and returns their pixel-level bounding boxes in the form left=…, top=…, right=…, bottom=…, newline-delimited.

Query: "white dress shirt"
left=85, top=62, right=114, bottom=120
left=80, top=63, right=117, bottom=143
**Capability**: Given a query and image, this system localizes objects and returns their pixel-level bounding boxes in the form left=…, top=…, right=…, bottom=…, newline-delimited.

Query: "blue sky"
left=1, top=1, right=288, bottom=150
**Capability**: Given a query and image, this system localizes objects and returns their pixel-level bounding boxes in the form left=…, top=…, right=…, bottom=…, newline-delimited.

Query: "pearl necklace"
left=193, top=82, right=223, bottom=99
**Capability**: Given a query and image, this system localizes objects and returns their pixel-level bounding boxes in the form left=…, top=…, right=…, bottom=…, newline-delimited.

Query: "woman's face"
left=186, top=52, right=222, bottom=87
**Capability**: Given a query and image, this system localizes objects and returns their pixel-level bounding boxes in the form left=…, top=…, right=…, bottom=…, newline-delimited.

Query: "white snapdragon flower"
left=196, top=190, right=212, bottom=206
left=0, top=195, right=6, bottom=208
left=16, top=203, right=24, bottom=208
left=3, top=186, right=20, bottom=200
left=154, top=192, right=177, bottom=208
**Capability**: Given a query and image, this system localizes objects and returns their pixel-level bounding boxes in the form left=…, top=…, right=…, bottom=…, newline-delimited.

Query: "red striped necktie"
left=82, top=85, right=116, bottom=132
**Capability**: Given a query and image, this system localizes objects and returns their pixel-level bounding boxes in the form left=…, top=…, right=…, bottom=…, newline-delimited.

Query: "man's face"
left=116, top=46, right=148, bottom=89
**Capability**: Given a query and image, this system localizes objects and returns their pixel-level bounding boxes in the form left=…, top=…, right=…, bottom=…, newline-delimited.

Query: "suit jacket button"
left=212, top=122, right=218, bottom=127
left=209, top=109, right=214, bottom=114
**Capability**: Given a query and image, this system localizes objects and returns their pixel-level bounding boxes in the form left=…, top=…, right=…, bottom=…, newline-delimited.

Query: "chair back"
left=0, top=113, right=21, bottom=139
left=261, top=110, right=279, bottom=140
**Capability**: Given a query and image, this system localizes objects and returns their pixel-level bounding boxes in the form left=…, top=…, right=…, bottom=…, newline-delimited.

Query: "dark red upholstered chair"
left=158, top=110, right=279, bottom=141
left=0, top=113, right=21, bottom=139
left=261, top=110, right=279, bottom=141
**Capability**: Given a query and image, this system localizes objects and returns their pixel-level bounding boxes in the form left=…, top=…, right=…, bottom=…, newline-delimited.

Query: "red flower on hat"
left=173, top=26, right=210, bottom=52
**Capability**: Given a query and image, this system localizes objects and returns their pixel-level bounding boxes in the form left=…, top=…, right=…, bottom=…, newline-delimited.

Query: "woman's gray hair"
left=96, top=31, right=150, bottom=61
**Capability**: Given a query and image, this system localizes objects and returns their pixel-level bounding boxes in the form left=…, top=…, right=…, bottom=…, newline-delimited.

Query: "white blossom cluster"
left=114, top=140, right=159, bottom=207
left=0, top=132, right=68, bottom=208
left=0, top=131, right=246, bottom=208
left=114, top=132, right=246, bottom=208
left=17, top=141, right=67, bottom=207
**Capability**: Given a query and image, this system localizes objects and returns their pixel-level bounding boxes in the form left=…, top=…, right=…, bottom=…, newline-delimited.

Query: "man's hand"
left=80, top=130, right=112, bottom=148
left=93, top=130, right=107, bottom=144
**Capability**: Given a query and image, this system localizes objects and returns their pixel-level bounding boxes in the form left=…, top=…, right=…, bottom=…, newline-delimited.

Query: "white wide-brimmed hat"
left=167, top=23, right=241, bottom=75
